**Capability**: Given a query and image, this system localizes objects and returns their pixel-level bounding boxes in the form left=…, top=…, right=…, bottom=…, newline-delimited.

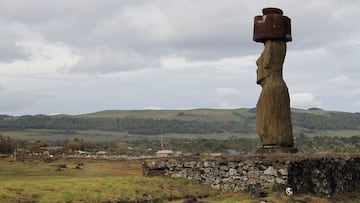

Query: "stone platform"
left=143, top=153, right=360, bottom=197
left=256, top=145, right=298, bottom=154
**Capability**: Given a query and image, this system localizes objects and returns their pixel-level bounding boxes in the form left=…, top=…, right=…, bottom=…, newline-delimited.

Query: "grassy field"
left=0, top=129, right=258, bottom=142
left=1, top=158, right=359, bottom=203
left=1, top=176, right=214, bottom=202
left=0, top=159, right=212, bottom=202
left=0, top=129, right=129, bottom=142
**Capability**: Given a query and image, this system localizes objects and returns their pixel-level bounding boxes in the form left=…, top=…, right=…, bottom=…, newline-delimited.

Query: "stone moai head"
left=253, top=7, right=292, bottom=43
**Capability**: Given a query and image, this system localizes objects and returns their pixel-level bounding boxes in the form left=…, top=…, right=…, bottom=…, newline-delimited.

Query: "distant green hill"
left=76, top=108, right=253, bottom=121
left=0, top=108, right=359, bottom=141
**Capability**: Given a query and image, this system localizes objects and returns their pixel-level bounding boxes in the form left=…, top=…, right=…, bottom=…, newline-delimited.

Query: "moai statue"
left=253, top=8, right=297, bottom=153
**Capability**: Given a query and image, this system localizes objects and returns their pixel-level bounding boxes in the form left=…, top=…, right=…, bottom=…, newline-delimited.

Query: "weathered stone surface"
left=228, top=168, right=237, bottom=176
left=253, top=7, right=292, bottom=42
left=278, top=168, right=288, bottom=176
left=287, top=157, right=360, bottom=196
left=256, top=146, right=298, bottom=154
left=184, top=161, right=196, bottom=168
left=276, top=177, right=287, bottom=184
left=144, top=156, right=288, bottom=194
left=144, top=154, right=360, bottom=197
left=211, top=184, right=220, bottom=190
left=264, top=166, right=278, bottom=176
left=255, top=40, right=294, bottom=147
left=265, top=176, right=276, bottom=184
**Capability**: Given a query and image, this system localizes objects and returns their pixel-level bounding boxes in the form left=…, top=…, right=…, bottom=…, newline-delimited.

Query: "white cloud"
left=290, top=93, right=322, bottom=109
left=68, top=48, right=158, bottom=74
left=355, top=100, right=360, bottom=108
left=160, top=55, right=256, bottom=72
left=0, top=91, right=39, bottom=113
left=216, top=88, right=241, bottom=97
left=0, top=25, right=29, bottom=62
left=0, top=40, right=80, bottom=75
left=329, top=76, right=357, bottom=88
left=327, top=76, right=360, bottom=97
left=93, top=4, right=175, bottom=43
left=326, top=41, right=360, bottom=74
left=218, top=101, right=242, bottom=109
left=216, top=88, right=243, bottom=109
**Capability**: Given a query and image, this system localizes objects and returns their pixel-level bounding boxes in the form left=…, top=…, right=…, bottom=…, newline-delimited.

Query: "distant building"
left=31, top=149, right=50, bottom=156
left=96, top=151, right=107, bottom=156
left=75, top=150, right=91, bottom=155
left=156, top=150, right=174, bottom=158
left=200, top=152, right=221, bottom=157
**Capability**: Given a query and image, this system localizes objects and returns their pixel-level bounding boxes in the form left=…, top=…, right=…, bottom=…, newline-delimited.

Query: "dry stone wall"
left=288, top=157, right=360, bottom=196
left=143, top=154, right=360, bottom=197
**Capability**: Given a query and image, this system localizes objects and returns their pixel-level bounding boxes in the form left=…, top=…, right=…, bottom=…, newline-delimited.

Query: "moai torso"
left=256, top=40, right=286, bottom=86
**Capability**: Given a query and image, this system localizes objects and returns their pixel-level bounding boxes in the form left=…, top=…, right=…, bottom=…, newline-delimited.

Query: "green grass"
left=0, top=129, right=258, bottom=142
left=163, top=132, right=257, bottom=140
left=0, top=129, right=129, bottom=142
left=0, top=159, right=212, bottom=202
left=1, top=176, right=212, bottom=203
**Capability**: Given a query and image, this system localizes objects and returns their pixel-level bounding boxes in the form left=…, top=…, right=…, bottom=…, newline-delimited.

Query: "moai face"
left=253, top=7, right=292, bottom=43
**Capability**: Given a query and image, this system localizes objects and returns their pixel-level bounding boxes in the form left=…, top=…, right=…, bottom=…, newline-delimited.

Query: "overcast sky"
left=0, top=0, right=360, bottom=115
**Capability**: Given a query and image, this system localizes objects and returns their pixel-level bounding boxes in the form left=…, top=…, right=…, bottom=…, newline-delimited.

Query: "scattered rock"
left=279, top=168, right=288, bottom=176
left=264, top=167, right=278, bottom=176
left=228, top=168, right=237, bottom=176
left=276, top=177, right=287, bottom=184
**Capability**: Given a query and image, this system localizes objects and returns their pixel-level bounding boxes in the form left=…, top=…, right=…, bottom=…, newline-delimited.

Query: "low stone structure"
left=288, top=156, right=360, bottom=196
left=143, top=154, right=360, bottom=197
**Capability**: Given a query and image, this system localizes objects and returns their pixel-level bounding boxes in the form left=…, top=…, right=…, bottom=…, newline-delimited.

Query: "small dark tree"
left=0, top=135, right=17, bottom=154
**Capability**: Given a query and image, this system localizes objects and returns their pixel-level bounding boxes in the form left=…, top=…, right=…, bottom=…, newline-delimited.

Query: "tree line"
left=1, top=134, right=360, bottom=155
left=291, top=112, right=360, bottom=130
left=0, top=110, right=360, bottom=135
left=0, top=117, right=254, bottom=135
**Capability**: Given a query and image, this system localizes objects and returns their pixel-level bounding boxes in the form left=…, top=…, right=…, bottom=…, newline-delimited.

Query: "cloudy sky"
left=0, top=0, right=360, bottom=115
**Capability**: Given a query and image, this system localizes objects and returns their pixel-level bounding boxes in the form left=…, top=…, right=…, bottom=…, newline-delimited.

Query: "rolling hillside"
left=0, top=108, right=359, bottom=141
